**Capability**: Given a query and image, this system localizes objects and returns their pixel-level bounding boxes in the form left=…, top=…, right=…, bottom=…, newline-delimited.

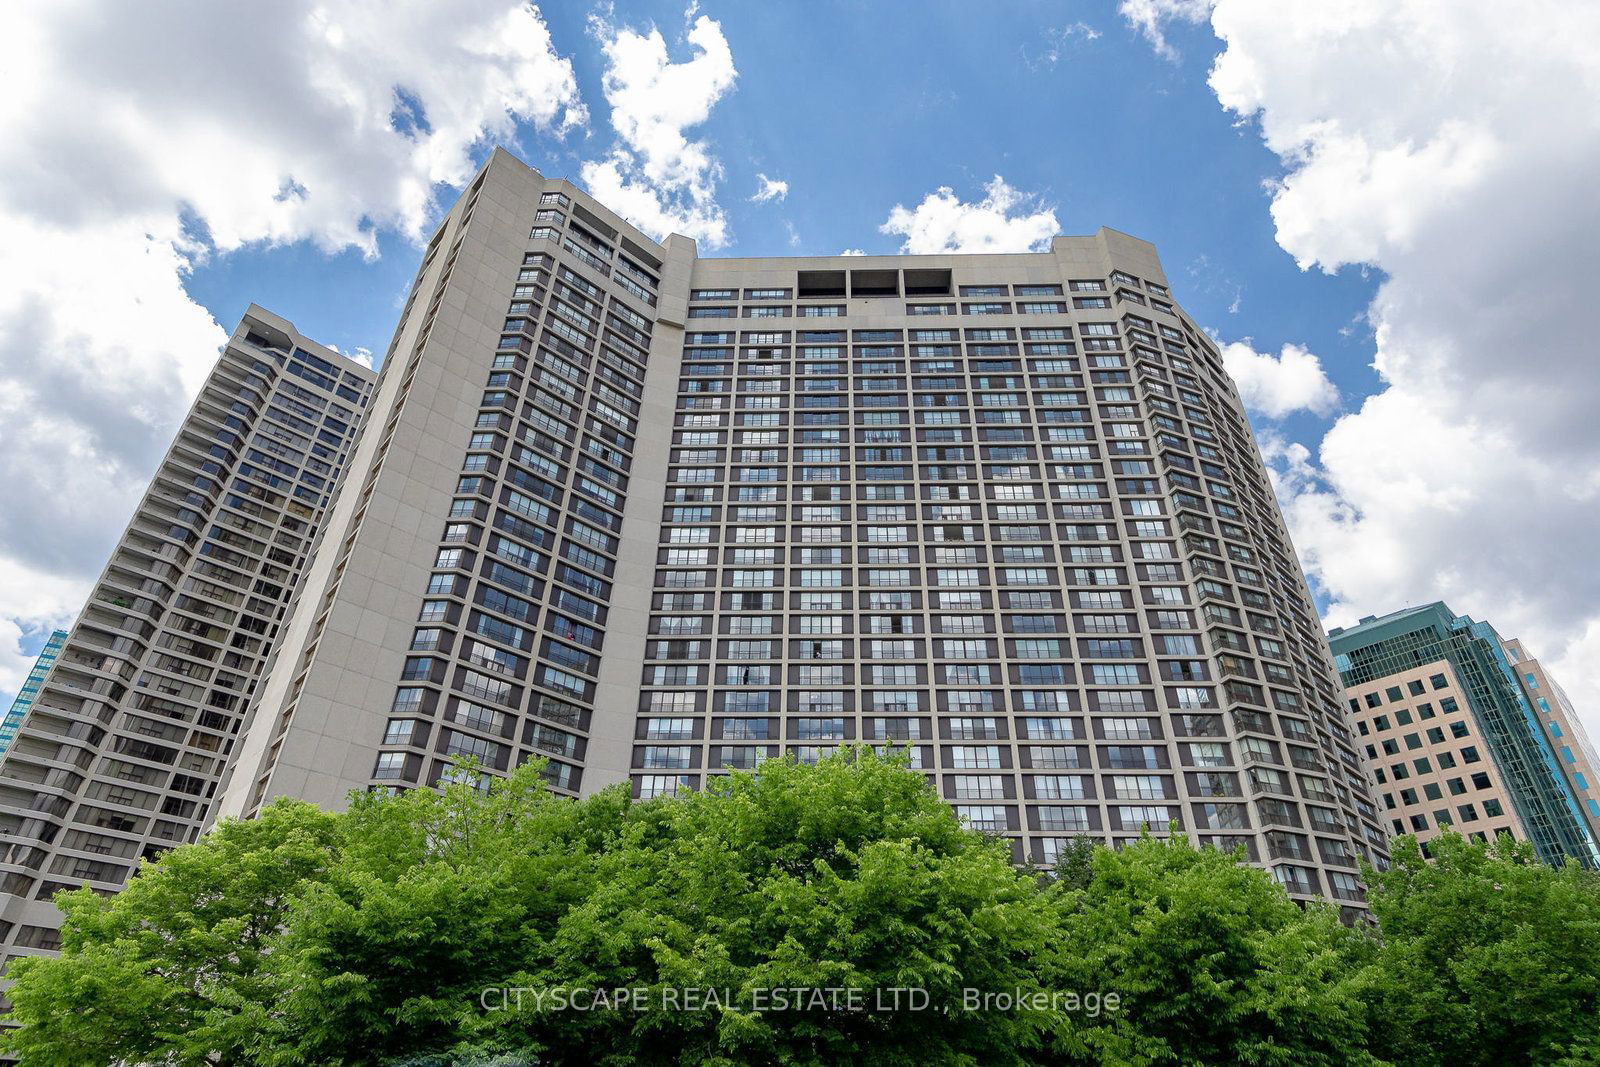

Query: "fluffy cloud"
left=1131, top=1, right=1600, bottom=727
left=751, top=174, right=789, bottom=203
left=580, top=12, right=737, bottom=248
left=1221, top=341, right=1339, bottom=418
left=0, top=0, right=585, bottom=700
left=880, top=176, right=1059, bottom=254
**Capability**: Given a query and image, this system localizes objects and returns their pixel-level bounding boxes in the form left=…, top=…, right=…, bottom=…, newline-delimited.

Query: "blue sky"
left=181, top=1, right=1383, bottom=496
left=4, top=0, right=1599, bottom=733
left=187, top=1, right=1380, bottom=426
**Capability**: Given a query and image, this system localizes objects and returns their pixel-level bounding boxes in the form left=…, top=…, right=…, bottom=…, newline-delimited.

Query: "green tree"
left=485, top=748, right=1067, bottom=1066
left=1045, top=834, right=1377, bottom=1066
left=1362, top=831, right=1600, bottom=1066
left=2, top=799, right=340, bottom=1066
left=1045, top=835, right=1097, bottom=891
left=243, top=762, right=627, bottom=1065
left=26, top=751, right=1600, bottom=1066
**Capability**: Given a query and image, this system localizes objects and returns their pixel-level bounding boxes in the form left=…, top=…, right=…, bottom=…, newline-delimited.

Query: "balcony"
left=1266, top=836, right=1311, bottom=862
left=1230, top=709, right=1275, bottom=735
left=1256, top=804, right=1303, bottom=829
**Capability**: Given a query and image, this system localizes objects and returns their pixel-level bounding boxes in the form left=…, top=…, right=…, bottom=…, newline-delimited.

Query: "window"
left=638, top=775, right=688, bottom=798
left=373, top=752, right=407, bottom=780
left=1032, top=775, right=1087, bottom=800
left=1112, top=775, right=1167, bottom=800
left=952, top=775, right=1005, bottom=800
left=955, top=805, right=1010, bottom=831
left=1117, top=806, right=1175, bottom=830
left=951, top=746, right=1002, bottom=769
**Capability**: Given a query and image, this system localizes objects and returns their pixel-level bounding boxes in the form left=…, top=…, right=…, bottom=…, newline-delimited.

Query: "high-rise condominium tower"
left=1330, top=603, right=1600, bottom=867
left=204, top=149, right=1384, bottom=913
left=0, top=308, right=374, bottom=964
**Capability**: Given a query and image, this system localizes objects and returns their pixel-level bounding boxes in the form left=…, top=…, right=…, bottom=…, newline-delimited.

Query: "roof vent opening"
left=797, top=270, right=846, bottom=298
left=903, top=268, right=952, bottom=296
left=849, top=269, right=899, bottom=297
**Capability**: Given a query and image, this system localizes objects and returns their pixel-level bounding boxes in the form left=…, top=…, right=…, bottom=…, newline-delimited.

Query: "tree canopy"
left=6, top=749, right=1599, bottom=1065
left=1360, top=832, right=1600, bottom=1066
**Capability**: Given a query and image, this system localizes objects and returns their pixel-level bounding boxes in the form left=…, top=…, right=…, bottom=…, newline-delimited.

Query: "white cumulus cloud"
left=1130, top=0, right=1600, bottom=731
left=1221, top=341, right=1339, bottom=418
left=880, top=176, right=1059, bottom=254
left=0, top=0, right=585, bottom=701
left=580, top=11, right=737, bottom=248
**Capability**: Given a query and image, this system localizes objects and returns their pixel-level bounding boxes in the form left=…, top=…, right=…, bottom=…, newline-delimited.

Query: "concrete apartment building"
left=1330, top=603, right=1600, bottom=867
left=0, top=149, right=1389, bottom=966
left=0, top=309, right=374, bottom=963
left=209, top=149, right=1385, bottom=913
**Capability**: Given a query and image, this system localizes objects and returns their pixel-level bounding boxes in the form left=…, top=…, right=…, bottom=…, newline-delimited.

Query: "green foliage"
left=1046, top=835, right=1376, bottom=1066
left=1046, top=834, right=1097, bottom=891
left=2, top=799, right=340, bottom=1066
left=517, top=748, right=1060, bottom=1065
left=8, top=755, right=1600, bottom=1066
left=1362, top=831, right=1600, bottom=1066
left=246, top=763, right=630, bottom=1065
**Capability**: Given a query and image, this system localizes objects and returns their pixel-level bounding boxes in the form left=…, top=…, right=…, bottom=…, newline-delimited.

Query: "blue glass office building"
left=0, top=630, right=69, bottom=757
left=1329, top=603, right=1599, bottom=868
